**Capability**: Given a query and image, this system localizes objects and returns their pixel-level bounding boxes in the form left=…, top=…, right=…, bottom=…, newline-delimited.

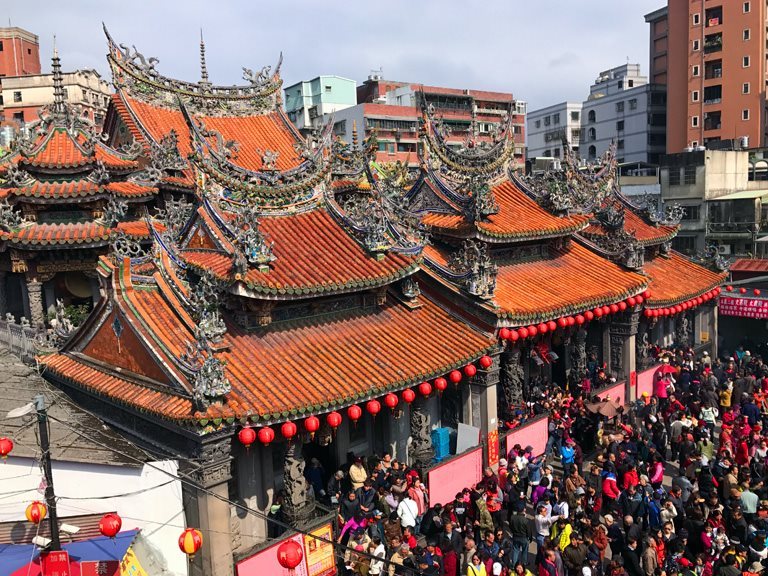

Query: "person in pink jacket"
left=649, top=456, right=665, bottom=489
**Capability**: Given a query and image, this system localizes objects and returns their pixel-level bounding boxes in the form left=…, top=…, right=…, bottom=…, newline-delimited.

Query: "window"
left=693, top=39, right=700, bottom=51
left=0, top=41, right=3, bottom=52
left=588, top=127, right=596, bottom=141
left=324, top=85, right=332, bottom=92
left=744, top=2, right=750, bottom=13
left=692, top=116, right=699, bottom=127
left=628, top=80, right=634, bottom=88
left=570, top=111, right=580, bottom=122
left=692, top=141, right=699, bottom=147
left=692, top=90, right=700, bottom=102
left=684, top=166, right=697, bottom=185
left=743, top=109, right=750, bottom=120
left=535, top=120, right=541, bottom=129
left=616, top=120, right=625, bottom=131
left=553, top=113, right=560, bottom=125
left=669, top=169, right=681, bottom=186
left=681, top=205, right=700, bottom=220
left=544, top=149, right=552, bottom=157
left=744, top=29, right=751, bottom=41
left=588, top=110, right=596, bottom=123
left=743, top=56, right=750, bottom=67
left=12, top=91, right=21, bottom=103
left=617, top=139, right=625, bottom=150
left=629, top=98, right=638, bottom=110
left=588, top=145, right=596, bottom=159
left=553, top=148, right=560, bottom=158
left=693, top=13, right=700, bottom=25
left=62, top=88, right=68, bottom=100
left=672, top=236, right=696, bottom=255
left=743, top=83, right=750, bottom=94
left=692, top=65, right=700, bottom=77
left=544, top=115, right=551, bottom=126
left=616, top=102, right=625, bottom=113
left=27, top=48, right=31, bottom=55
left=618, top=80, right=624, bottom=90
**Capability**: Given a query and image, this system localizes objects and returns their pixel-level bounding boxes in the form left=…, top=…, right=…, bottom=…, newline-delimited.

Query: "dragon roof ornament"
left=516, top=140, right=617, bottom=216
left=629, top=192, right=685, bottom=227
left=104, top=24, right=283, bottom=116
left=580, top=204, right=645, bottom=271
left=419, top=94, right=515, bottom=178
left=692, top=244, right=730, bottom=273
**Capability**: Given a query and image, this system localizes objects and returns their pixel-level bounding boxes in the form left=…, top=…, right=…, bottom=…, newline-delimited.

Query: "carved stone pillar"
left=409, top=396, right=434, bottom=470
left=569, top=328, right=587, bottom=389
left=471, top=351, right=501, bottom=468
left=181, top=438, right=234, bottom=576
left=675, top=312, right=692, bottom=347
left=635, top=321, right=652, bottom=370
left=608, top=309, right=640, bottom=383
left=499, top=347, right=524, bottom=418
left=282, top=438, right=316, bottom=527
left=0, top=271, right=7, bottom=316
left=26, top=278, right=45, bottom=328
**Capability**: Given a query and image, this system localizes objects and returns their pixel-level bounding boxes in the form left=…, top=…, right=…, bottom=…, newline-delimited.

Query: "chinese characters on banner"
left=303, top=523, right=336, bottom=576
left=487, top=429, right=499, bottom=467
left=41, top=550, right=70, bottom=576
left=719, top=296, right=768, bottom=319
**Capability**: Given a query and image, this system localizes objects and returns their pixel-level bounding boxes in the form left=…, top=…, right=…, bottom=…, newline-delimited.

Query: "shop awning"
left=708, top=190, right=768, bottom=202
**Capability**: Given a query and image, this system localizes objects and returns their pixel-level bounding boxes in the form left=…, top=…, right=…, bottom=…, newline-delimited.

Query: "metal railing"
left=706, top=221, right=766, bottom=235
left=0, top=316, right=44, bottom=363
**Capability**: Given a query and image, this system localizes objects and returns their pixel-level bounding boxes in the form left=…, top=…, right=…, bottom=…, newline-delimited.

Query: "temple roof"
left=420, top=177, right=589, bottom=242
left=3, top=222, right=112, bottom=248
left=0, top=180, right=156, bottom=201
left=42, top=261, right=494, bottom=424
left=642, top=252, right=726, bottom=308
left=581, top=196, right=678, bottom=247
left=180, top=203, right=419, bottom=298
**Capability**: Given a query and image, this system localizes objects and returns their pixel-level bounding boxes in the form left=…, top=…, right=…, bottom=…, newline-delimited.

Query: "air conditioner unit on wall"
left=717, top=245, right=731, bottom=255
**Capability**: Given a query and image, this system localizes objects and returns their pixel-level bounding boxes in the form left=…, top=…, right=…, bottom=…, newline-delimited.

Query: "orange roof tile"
left=4, top=222, right=111, bottom=247
left=423, top=179, right=588, bottom=241
left=94, top=144, right=140, bottom=171
left=181, top=207, right=419, bottom=296
left=23, top=129, right=90, bottom=169
left=6, top=180, right=101, bottom=200
left=106, top=182, right=158, bottom=198
left=643, top=252, right=726, bottom=308
left=43, top=281, right=495, bottom=422
left=730, top=258, right=768, bottom=273
left=583, top=199, right=677, bottom=246
left=491, top=241, right=646, bottom=322
left=115, top=220, right=166, bottom=238
left=120, top=95, right=304, bottom=172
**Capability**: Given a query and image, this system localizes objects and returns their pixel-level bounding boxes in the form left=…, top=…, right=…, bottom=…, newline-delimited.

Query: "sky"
left=6, top=0, right=665, bottom=111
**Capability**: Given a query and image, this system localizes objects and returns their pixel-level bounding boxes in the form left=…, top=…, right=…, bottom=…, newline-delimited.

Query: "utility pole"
left=35, top=394, right=61, bottom=551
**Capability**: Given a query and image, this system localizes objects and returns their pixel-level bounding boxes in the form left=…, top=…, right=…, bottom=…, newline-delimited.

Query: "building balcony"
left=706, top=221, right=765, bottom=239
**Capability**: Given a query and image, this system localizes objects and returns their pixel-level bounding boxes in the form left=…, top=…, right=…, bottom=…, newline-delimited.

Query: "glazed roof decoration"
left=105, top=24, right=283, bottom=116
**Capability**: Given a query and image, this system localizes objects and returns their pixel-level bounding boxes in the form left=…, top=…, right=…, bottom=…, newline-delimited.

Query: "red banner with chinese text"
left=719, top=296, right=768, bottom=319
left=487, top=429, right=499, bottom=467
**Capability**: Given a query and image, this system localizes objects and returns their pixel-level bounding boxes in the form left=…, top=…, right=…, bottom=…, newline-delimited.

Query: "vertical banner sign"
left=487, top=428, right=499, bottom=467
left=42, top=550, right=70, bottom=576
left=303, top=523, right=336, bottom=576
left=630, top=371, right=637, bottom=396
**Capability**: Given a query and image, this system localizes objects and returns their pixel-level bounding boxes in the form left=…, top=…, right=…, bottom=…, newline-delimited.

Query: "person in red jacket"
left=622, top=464, right=640, bottom=490
left=602, top=470, right=620, bottom=514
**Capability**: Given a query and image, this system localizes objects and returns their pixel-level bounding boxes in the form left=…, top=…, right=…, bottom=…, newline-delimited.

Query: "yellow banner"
left=120, top=547, right=149, bottom=576
left=303, top=523, right=336, bottom=576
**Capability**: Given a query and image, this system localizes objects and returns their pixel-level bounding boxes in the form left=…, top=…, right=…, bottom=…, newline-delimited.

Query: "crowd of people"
left=323, top=345, right=768, bottom=576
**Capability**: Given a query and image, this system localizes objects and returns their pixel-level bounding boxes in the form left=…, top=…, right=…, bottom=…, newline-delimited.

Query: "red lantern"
left=25, top=501, right=47, bottom=525
left=740, top=287, right=747, bottom=294
left=238, top=427, right=257, bottom=450
left=326, top=411, right=342, bottom=430
left=402, top=389, right=416, bottom=404
left=99, top=513, right=122, bottom=539
left=618, top=302, right=627, bottom=312
left=449, top=369, right=462, bottom=383
left=419, top=381, right=433, bottom=397
left=715, top=287, right=722, bottom=295
left=630, top=296, right=638, bottom=307
left=575, top=314, right=585, bottom=325
left=566, top=316, right=575, bottom=327
left=257, top=427, right=275, bottom=446
left=652, top=310, right=659, bottom=318
left=434, top=377, right=448, bottom=392
left=384, top=393, right=399, bottom=412
left=464, top=364, right=477, bottom=377
left=547, top=320, right=557, bottom=331
left=277, top=539, right=304, bottom=573
left=726, top=285, right=733, bottom=292
left=593, top=307, right=604, bottom=318
left=281, top=421, right=298, bottom=440
left=755, top=289, right=762, bottom=296
left=304, top=416, right=320, bottom=437
left=696, top=297, right=703, bottom=305
left=537, top=322, right=548, bottom=334
left=366, top=400, right=381, bottom=417
left=643, top=289, right=651, bottom=298
left=636, top=295, right=644, bottom=304
left=179, top=528, right=203, bottom=558
left=644, top=309, right=652, bottom=318
left=347, top=405, right=362, bottom=423
left=609, top=304, right=619, bottom=314
left=499, top=327, right=510, bottom=340
left=601, top=305, right=611, bottom=316
left=675, top=305, right=683, bottom=313
left=479, top=355, right=493, bottom=369
left=518, top=327, right=529, bottom=339
left=0, top=437, right=13, bottom=459
left=508, top=329, right=519, bottom=342
left=527, top=325, right=538, bottom=337
left=584, top=310, right=594, bottom=322
left=557, top=317, right=568, bottom=329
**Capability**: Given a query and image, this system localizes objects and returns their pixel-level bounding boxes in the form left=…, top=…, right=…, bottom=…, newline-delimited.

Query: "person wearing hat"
left=349, top=456, right=368, bottom=491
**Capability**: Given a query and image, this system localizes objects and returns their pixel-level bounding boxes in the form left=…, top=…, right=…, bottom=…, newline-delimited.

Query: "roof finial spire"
left=352, top=120, right=358, bottom=148
left=51, top=35, right=66, bottom=115
left=199, top=29, right=210, bottom=88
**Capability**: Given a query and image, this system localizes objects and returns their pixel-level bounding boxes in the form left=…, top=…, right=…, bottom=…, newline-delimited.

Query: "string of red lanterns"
left=235, top=356, right=496, bottom=449
left=642, top=287, right=721, bottom=318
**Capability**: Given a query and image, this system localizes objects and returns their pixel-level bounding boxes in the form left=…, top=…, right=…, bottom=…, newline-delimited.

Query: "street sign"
left=80, top=560, right=120, bottom=576
left=41, top=550, right=70, bottom=576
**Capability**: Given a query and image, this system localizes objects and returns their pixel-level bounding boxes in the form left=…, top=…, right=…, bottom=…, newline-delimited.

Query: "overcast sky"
left=7, top=0, right=665, bottom=111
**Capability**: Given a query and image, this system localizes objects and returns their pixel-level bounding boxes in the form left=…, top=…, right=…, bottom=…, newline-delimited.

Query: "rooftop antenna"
left=199, top=29, right=210, bottom=88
